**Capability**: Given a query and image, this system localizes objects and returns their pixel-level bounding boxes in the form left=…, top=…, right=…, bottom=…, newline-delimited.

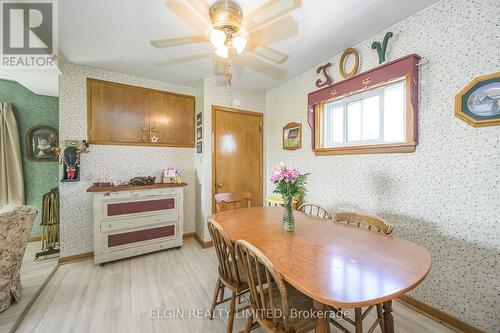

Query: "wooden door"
left=212, top=106, right=263, bottom=211
left=149, top=92, right=195, bottom=147
left=88, top=79, right=149, bottom=144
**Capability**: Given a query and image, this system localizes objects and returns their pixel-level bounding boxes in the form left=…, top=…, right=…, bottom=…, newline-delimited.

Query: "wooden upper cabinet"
left=149, top=92, right=195, bottom=147
left=87, top=79, right=195, bottom=147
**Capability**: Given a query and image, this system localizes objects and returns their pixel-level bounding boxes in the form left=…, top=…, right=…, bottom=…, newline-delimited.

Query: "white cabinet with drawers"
left=87, top=183, right=186, bottom=265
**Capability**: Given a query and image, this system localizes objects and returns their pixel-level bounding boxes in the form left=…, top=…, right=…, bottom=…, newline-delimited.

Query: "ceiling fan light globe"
left=214, top=45, right=229, bottom=58
left=232, top=35, right=247, bottom=54
left=209, top=28, right=226, bottom=48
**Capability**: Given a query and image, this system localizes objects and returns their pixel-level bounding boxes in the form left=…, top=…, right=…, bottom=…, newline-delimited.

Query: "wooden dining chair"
left=334, top=211, right=394, bottom=234
left=215, top=192, right=252, bottom=213
left=329, top=211, right=394, bottom=333
left=265, top=195, right=300, bottom=210
left=235, top=239, right=316, bottom=333
left=297, top=203, right=332, bottom=219
left=207, top=219, right=250, bottom=333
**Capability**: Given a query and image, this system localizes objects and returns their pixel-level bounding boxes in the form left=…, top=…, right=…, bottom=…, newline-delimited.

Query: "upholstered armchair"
left=0, top=205, right=36, bottom=312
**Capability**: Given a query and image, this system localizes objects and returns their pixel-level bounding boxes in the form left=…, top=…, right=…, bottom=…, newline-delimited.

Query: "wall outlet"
left=64, top=139, right=80, bottom=147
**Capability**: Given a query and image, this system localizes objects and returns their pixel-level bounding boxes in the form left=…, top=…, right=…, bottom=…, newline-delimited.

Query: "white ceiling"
left=17, top=0, right=440, bottom=95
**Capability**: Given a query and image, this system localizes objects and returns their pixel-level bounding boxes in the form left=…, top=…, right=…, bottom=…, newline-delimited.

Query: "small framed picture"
left=196, top=141, right=202, bottom=153
left=196, top=112, right=202, bottom=126
left=455, top=72, right=500, bottom=127
left=282, top=122, right=302, bottom=150
left=27, top=126, right=59, bottom=162
left=196, top=127, right=202, bottom=140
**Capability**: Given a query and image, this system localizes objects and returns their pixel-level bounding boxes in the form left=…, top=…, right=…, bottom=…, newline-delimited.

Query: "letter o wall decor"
left=339, top=48, right=360, bottom=79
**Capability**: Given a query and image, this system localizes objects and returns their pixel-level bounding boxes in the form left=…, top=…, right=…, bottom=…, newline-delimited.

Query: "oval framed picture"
left=455, top=72, right=500, bottom=127
left=27, top=125, right=59, bottom=162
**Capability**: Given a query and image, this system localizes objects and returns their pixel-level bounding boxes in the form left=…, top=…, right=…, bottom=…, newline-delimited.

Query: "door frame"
left=211, top=105, right=264, bottom=213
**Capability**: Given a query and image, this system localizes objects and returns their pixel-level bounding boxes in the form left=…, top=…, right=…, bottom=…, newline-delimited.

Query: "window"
left=322, top=80, right=405, bottom=148
left=315, top=78, right=415, bottom=155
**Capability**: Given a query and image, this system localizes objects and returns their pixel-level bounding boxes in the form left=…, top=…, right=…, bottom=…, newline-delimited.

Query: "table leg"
left=382, top=300, right=395, bottom=333
left=313, top=300, right=331, bottom=333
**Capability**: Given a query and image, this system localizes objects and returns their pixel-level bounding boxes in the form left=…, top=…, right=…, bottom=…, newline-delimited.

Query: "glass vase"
left=282, top=195, right=295, bottom=231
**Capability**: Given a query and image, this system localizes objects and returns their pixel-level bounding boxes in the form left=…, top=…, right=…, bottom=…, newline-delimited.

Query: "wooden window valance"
left=308, top=54, right=420, bottom=155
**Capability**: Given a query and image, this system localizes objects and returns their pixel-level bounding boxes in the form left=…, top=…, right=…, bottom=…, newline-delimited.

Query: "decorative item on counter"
left=92, top=173, right=111, bottom=187
left=372, top=32, right=393, bottom=64
left=315, top=62, right=333, bottom=88
left=339, top=47, right=360, bottom=79
left=27, top=126, right=59, bottom=162
left=129, top=176, right=156, bottom=186
left=53, top=140, right=90, bottom=182
left=283, top=122, right=302, bottom=150
left=162, top=167, right=182, bottom=184
left=454, top=72, right=500, bottom=127
left=270, top=162, right=309, bottom=232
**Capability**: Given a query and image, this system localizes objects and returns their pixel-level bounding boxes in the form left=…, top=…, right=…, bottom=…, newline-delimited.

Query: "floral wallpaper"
left=265, top=0, right=499, bottom=331
left=194, top=78, right=266, bottom=242
left=59, top=64, right=195, bottom=257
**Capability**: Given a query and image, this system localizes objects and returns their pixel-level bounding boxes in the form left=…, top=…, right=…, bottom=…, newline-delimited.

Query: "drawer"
left=100, top=194, right=178, bottom=221
left=100, top=212, right=178, bottom=232
left=102, top=224, right=177, bottom=253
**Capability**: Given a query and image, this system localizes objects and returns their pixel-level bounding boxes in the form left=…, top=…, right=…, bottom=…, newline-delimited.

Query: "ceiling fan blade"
left=212, top=57, right=227, bottom=75
left=252, top=46, right=288, bottom=64
left=243, top=54, right=287, bottom=80
left=244, top=0, right=301, bottom=31
left=249, top=16, right=299, bottom=46
left=166, top=1, right=207, bottom=33
left=155, top=53, right=212, bottom=66
left=150, top=36, right=206, bottom=48
left=187, top=0, right=210, bottom=21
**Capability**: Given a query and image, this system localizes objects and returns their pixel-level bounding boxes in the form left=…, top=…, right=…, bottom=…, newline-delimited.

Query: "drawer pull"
left=362, top=78, right=371, bottom=85
left=331, top=89, right=338, bottom=96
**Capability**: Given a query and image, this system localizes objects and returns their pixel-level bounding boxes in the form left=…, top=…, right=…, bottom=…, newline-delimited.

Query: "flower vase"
left=282, top=195, right=295, bottom=231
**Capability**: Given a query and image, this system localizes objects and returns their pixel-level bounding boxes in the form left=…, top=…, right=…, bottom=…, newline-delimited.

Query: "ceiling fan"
left=150, top=0, right=301, bottom=84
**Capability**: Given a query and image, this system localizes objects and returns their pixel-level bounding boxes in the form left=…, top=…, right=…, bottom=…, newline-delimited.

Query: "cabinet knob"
left=151, top=128, right=157, bottom=133
left=217, top=183, right=223, bottom=188
left=141, top=128, right=147, bottom=132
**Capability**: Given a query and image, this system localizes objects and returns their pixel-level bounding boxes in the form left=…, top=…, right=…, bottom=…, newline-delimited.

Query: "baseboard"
left=183, top=232, right=195, bottom=239
left=58, top=252, right=94, bottom=265
left=397, top=295, right=485, bottom=333
left=28, top=234, right=42, bottom=242
left=194, top=233, right=213, bottom=249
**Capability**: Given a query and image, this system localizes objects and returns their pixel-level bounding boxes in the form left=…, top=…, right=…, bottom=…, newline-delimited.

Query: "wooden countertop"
left=86, top=182, right=187, bottom=193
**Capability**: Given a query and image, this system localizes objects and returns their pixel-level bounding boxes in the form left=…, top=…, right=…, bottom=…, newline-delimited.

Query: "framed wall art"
left=27, top=126, right=59, bottom=162
left=196, top=141, right=202, bottom=153
left=455, top=72, right=500, bottom=127
left=196, top=127, right=202, bottom=140
left=196, top=112, right=202, bottom=126
left=283, top=122, right=302, bottom=150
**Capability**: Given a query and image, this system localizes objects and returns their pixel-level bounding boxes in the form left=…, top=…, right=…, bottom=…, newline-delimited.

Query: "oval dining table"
left=208, top=206, right=432, bottom=333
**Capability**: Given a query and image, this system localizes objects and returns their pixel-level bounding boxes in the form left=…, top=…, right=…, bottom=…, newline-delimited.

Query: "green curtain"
left=0, top=103, right=24, bottom=206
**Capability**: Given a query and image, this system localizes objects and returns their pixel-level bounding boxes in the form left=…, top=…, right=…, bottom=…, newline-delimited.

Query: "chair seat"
left=257, top=282, right=316, bottom=333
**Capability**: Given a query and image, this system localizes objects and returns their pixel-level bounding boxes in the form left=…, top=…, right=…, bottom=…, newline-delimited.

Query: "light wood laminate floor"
left=0, top=241, right=59, bottom=333
left=17, top=239, right=456, bottom=333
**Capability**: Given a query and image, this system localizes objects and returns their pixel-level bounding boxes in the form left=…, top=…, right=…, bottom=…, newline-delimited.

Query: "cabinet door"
left=88, top=80, right=149, bottom=144
left=149, top=92, right=195, bottom=147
